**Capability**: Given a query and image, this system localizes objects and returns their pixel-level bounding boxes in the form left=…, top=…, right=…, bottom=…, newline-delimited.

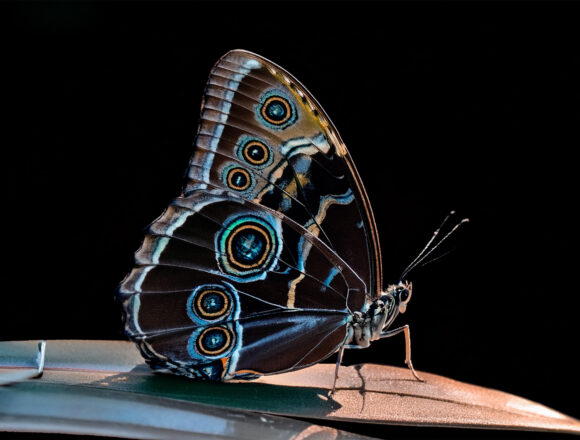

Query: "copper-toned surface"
left=258, top=363, right=579, bottom=433
left=1, top=340, right=578, bottom=434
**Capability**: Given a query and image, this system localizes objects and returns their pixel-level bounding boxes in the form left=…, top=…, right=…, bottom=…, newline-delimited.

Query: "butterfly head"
left=389, top=281, right=413, bottom=314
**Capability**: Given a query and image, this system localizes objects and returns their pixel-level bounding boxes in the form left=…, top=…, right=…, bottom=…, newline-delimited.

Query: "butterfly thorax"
left=347, top=282, right=412, bottom=348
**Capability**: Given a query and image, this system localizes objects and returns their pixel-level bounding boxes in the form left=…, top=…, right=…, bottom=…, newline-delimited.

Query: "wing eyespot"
left=195, top=289, right=230, bottom=319
left=226, top=167, right=252, bottom=191
left=216, top=215, right=280, bottom=280
left=241, top=140, right=270, bottom=166
left=196, top=326, right=233, bottom=356
left=255, top=90, right=297, bottom=130
left=187, top=284, right=235, bottom=323
left=262, top=96, right=292, bottom=125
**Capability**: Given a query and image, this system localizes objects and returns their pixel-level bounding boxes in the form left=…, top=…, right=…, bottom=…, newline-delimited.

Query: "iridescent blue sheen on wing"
left=215, top=214, right=281, bottom=281
left=118, top=50, right=383, bottom=381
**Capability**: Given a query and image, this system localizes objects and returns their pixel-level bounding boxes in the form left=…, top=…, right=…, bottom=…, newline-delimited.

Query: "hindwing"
left=119, top=50, right=383, bottom=380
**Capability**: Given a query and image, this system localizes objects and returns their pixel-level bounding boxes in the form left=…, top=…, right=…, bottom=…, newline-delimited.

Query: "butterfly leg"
left=379, top=325, right=424, bottom=382
left=330, top=344, right=346, bottom=396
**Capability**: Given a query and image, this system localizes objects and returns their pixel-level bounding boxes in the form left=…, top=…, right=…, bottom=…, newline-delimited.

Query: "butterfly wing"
left=189, top=50, right=383, bottom=303
left=119, top=50, right=382, bottom=380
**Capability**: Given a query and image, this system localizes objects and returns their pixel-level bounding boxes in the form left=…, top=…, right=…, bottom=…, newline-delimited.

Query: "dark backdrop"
left=2, top=0, right=579, bottom=434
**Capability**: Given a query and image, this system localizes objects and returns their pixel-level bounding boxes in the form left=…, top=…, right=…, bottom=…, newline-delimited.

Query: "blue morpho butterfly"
left=119, top=50, right=456, bottom=386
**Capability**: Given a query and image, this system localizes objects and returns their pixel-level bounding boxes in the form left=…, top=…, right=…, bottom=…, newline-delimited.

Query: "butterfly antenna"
left=399, top=210, right=456, bottom=281
left=407, top=217, right=469, bottom=273
left=400, top=213, right=469, bottom=281
left=416, top=248, right=454, bottom=268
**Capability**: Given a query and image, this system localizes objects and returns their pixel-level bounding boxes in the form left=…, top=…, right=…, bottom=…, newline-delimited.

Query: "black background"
left=2, top=1, right=579, bottom=436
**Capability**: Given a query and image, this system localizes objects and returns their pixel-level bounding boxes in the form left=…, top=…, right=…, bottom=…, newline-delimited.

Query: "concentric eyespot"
left=216, top=215, right=280, bottom=280
left=227, top=222, right=271, bottom=269
left=187, top=284, right=235, bottom=323
left=193, top=289, right=229, bottom=320
left=197, top=289, right=229, bottom=318
left=262, top=96, right=291, bottom=124
left=195, top=326, right=232, bottom=356
left=226, top=167, right=252, bottom=191
left=235, top=136, right=273, bottom=169
left=256, top=90, right=297, bottom=129
left=241, top=140, right=270, bottom=166
left=186, top=283, right=239, bottom=362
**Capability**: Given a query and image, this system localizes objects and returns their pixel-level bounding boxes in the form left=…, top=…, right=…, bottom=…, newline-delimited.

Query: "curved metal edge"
left=0, top=381, right=375, bottom=440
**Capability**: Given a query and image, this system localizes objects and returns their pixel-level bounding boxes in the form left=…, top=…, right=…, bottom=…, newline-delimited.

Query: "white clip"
left=0, top=340, right=46, bottom=386
left=34, top=340, right=46, bottom=378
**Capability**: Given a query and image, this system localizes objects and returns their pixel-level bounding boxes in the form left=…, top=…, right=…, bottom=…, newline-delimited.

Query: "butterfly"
left=118, top=49, right=423, bottom=384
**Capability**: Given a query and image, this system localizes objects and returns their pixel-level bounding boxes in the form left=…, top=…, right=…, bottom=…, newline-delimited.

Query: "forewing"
left=119, top=50, right=382, bottom=380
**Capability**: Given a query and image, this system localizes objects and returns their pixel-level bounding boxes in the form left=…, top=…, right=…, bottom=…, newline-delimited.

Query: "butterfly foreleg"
left=379, top=325, right=424, bottom=382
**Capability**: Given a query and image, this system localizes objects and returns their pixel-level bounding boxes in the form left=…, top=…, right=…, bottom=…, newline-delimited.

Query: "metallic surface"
left=1, top=340, right=579, bottom=435
left=1, top=383, right=371, bottom=440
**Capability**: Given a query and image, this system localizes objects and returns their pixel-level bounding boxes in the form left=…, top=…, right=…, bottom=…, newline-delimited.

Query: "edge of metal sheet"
left=1, top=340, right=578, bottom=437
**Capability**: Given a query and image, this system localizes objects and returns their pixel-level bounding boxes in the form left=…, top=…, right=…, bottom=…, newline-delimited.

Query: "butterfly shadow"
left=87, top=364, right=343, bottom=417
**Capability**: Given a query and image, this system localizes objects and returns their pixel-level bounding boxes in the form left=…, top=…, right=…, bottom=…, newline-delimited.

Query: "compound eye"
left=399, top=288, right=410, bottom=303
